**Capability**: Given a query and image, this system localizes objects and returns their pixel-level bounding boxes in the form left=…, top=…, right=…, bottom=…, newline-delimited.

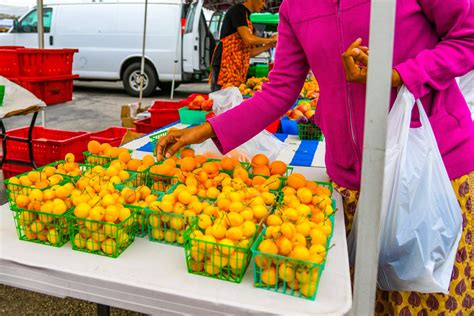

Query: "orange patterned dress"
left=333, top=172, right=473, bottom=315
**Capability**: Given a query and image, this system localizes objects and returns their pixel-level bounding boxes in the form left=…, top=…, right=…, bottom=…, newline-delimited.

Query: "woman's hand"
left=155, top=123, right=216, bottom=160
left=342, top=38, right=403, bottom=87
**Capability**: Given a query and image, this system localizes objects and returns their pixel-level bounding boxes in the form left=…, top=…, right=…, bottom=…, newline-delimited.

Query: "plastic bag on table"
left=348, top=86, right=462, bottom=293
left=456, top=71, right=474, bottom=120
left=191, top=87, right=287, bottom=162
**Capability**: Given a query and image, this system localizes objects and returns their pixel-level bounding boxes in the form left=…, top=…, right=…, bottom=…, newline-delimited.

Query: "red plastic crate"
left=149, top=101, right=180, bottom=127
left=90, top=127, right=133, bottom=147
left=265, top=119, right=280, bottom=133
left=1, top=163, right=34, bottom=179
left=0, top=48, right=21, bottom=77
left=3, top=126, right=90, bottom=165
left=135, top=117, right=160, bottom=134
left=180, top=93, right=209, bottom=107
left=12, top=74, right=79, bottom=105
left=0, top=47, right=77, bottom=77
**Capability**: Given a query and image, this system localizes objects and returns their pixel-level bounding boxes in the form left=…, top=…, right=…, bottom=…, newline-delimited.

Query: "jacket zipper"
left=335, top=0, right=362, bottom=164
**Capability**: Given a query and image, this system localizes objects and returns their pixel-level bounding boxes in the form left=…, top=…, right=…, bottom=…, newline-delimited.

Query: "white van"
left=0, top=0, right=214, bottom=96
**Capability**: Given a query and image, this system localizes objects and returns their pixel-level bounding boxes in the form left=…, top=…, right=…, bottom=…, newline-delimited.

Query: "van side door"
left=10, top=7, right=54, bottom=48
left=182, top=0, right=204, bottom=74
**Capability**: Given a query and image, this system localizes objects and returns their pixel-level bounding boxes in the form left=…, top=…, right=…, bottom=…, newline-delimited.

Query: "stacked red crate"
left=0, top=47, right=79, bottom=105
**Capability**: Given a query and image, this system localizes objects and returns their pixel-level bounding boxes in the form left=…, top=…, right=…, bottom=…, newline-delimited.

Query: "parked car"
left=0, top=0, right=215, bottom=97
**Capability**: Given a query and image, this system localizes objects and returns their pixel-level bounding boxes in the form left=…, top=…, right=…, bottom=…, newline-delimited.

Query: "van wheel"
left=158, top=81, right=180, bottom=93
left=123, top=62, right=157, bottom=97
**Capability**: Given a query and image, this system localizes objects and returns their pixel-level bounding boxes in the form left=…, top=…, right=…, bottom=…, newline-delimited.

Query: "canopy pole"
left=171, top=2, right=183, bottom=100
left=138, top=0, right=149, bottom=109
left=351, top=0, right=397, bottom=314
left=37, top=0, right=45, bottom=127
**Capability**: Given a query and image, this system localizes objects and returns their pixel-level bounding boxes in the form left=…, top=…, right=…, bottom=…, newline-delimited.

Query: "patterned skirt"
left=333, top=172, right=473, bottom=316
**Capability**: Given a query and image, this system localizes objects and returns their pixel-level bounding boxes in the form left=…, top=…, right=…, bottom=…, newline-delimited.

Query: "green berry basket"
left=42, top=160, right=92, bottom=182
left=146, top=208, right=197, bottom=247
left=297, top=124, right=324, bottom=141
left=3, top=172, right=69, bottom=209
left=183, top=220, right=262, bottom=283
left=67, top=205, right=140, bottom=258
left=251, top=214, right=335, bottom=300
left=83, top=149, right=133, bottom=167
left=147, top=164, right=180, bottom=193
left=11, top=206, right=73, bottom=247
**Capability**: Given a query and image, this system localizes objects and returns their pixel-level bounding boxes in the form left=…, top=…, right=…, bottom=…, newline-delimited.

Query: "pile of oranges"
left=250, top=154, right=288, bottom=177
left=85, top=140, right=132, bottom=165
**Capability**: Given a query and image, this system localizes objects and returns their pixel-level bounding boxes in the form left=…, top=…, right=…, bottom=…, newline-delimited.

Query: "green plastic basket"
left=146, top=208, right=197, bottom=247
left=42, top=160, right=92, bottom=182
left=297, top=124, right=324, bottom=141
left=251, top=228, right=325, bottom=300
left=83, top=149, right=133, bottom=167
left=67, top=205, right=139, bottom=258
left=11, top=206, right=72, bottom=247
left=147, top=164, right=180, bottom=193
left=251, top=213, right=335, bottom=300
left=183, top=221, right=261, bottom=283
left=249, top=165, right=294, bottom=178
left=4, top=172, right=69, bottom=209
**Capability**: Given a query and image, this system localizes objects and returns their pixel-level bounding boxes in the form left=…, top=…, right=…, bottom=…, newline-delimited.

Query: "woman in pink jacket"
left=157, top=0, right=474, bottom=314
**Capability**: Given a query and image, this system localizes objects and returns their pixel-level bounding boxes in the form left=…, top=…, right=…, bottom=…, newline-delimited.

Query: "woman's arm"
left=208, top=1, right=310, bottom=153
left=394, top=0, right=474, bottom=99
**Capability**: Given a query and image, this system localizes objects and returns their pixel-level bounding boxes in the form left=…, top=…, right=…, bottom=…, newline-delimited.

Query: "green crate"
left=42, top=160, right=92, bottom=182
left=251, top=213, right=335, bottom=300
left=146, top=208, right=197, bottom=247
left=178, top=107, right=209, bottom=125
left=11, top=206, right=72, bottom=247
left=183, top=220, right=261, bottom=283
left=147, top=164, right=180, bottom=193
left=67, top=205, right=139, bottom=258
left=297, top=124, right=324, bottom=141
left=83, top=149, right=133, bottom=167
left=3, top=172, right=69, bottom=209
left=149, top=130, right=168, bottom=143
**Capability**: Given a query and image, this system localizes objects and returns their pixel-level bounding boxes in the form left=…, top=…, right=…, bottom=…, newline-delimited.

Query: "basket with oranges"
left=251, top=172, right=335, bottom=300
left=9, top=183, right=74, bottom=247
left=83, top=140, right=132, bottom=166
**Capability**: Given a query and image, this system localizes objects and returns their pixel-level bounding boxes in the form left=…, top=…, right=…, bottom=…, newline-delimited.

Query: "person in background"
left=158, top=0, right=474, bottom=314
left=210, top=0, right=277, bottom=92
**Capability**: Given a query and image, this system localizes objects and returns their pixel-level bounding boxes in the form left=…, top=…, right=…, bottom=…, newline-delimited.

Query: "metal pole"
left=170, top=2, right=183, bottom=100
left=138, top=0, right=149, bottom=109
left=351, top=0, right=397, bottom=315
left=37, top=0, right=44, bottom=49
left=37, top=0, right=45, bottom=127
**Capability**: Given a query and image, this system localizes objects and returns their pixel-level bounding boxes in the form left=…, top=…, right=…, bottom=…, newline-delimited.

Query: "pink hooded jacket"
left=209, top=0, right=474, bottom=190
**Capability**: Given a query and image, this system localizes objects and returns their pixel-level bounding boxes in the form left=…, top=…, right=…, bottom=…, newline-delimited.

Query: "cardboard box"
left=121, top=103, right=149, bottom=128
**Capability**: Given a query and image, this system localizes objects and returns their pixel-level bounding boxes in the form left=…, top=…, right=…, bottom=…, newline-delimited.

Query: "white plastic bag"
left=191, top=87, right=286, bottom=161
left=376, top=86, right=463, bottom=293
left=456, top=71, right=474, bottom=120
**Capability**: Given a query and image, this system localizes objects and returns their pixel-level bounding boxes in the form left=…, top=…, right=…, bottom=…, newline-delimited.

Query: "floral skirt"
left=333, top=172, right=473, bottom=315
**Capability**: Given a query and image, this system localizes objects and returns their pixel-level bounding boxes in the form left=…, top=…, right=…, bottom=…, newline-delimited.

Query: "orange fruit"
left=163, top=158, right=176, bottom=168
left=180, top=147, right=195, bottom=158
left=305, top=181, right=319, bottom=195
left=202, top=162, right=219, bottom=175
left=180, top=157, right=196, bottom=172
left=287, top=173, right=307, bottom=189
left=126, top=159, right=141, bottom=171
left=118, top=151, right=131, bottom=164
left=269, top=160, right=287, bottom=175
left=142, top=155, right=155, bottom=167
left=101, top=143, right=112, bottom=153
left=87, top=140, right=102, bottom=155
left=220, top=157, right=235, bottom=171
left=195, top=155, right=207, bottom=165
left=251, top=175, right=266, bottom=186
left=252, top=165, right=270, bottom=176
left=251, top=154, right=269, bottom=167
left=261, top=267, right=277, bottom=286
